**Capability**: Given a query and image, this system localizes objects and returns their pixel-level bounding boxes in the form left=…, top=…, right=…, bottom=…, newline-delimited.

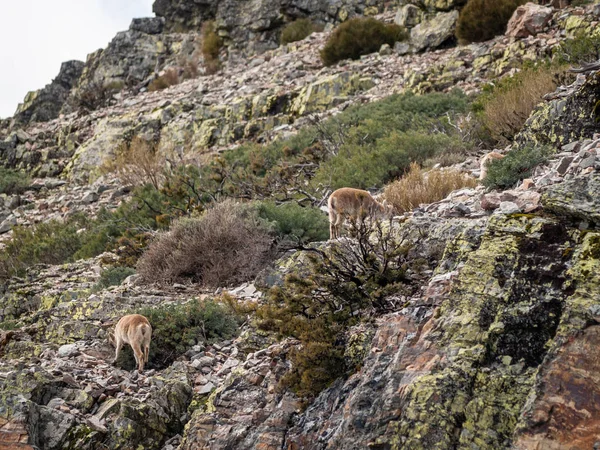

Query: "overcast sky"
left=0, top=0, right=154, bottom=119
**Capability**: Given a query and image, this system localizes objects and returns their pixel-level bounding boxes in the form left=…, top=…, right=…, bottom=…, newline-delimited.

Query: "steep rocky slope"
left=1, top=0, right=600, bottom=449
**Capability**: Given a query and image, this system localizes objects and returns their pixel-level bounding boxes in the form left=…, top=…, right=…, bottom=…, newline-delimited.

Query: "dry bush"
left=479, top=64, right=565, bottom=143
left=102, top=136, right=164, bottom=188
left=456, top=0, right=527, bottom=44
left=137, top=200, right=275, bottom=287
left=148, top=67, right=180, bottom=92
left=202, top=21, right=222, bottom=75
left=384, top=162, right=478, bottom=213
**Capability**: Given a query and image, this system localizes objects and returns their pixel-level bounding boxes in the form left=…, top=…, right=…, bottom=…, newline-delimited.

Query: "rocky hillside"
left=1, top=0, right=600, bottom=449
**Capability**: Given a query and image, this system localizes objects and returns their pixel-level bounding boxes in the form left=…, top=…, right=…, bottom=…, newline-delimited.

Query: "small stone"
left=0, top=215, right=16, bottom=234
left=379, top=44, right=392, bottom=56
left=195, top=382, right=215, bottom=395
left=394, top=41, right=411, bottom=55
left=81, top=191, right=99, bottom=204
left=497, top=201, right=521, bottom=214
left=555, top=156, right=574, bottom=175
left=58, top=344, right=80, bottom=358
left=579, top=155, right=596, bottom=169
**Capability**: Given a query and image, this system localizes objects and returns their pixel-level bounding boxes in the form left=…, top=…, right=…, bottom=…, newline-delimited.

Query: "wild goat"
left=109, top=314, right=152, bottom=373
left=328, top=187, right=393, bottom=240
left=479, top=151, right=505, bottom=180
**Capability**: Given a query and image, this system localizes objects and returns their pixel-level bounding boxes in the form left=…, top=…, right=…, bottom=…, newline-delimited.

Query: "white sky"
left=0, top=0, right=154, bottom=119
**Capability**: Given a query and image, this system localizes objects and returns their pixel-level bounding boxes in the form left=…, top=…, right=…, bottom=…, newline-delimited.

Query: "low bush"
left=483, top=145, right=551, bottom=190
left=320, top=17, right=408, bottom=66
left=202, top=21, right=222, bottom=74
left=257, top=201, right=329, bottom=244
left=281, top=19, right=320, bottom=45
left=0, top=167, right=30, bottom=195
left=1, top=214, right=89, bottom=274
left=136, top=299, right=241, bottom=368
left=258, top=220, right=414, bottom=399
left=554, top=31, right=600, bottom=66
left=137, top=200, right=275, bottom=287
left=456, top=0, right=527, bottom=44
left=94, top=266, right=136, bottom=291
left=474, top=63, right=565, bottom=143
left=384, top=162, right=478, bottom=213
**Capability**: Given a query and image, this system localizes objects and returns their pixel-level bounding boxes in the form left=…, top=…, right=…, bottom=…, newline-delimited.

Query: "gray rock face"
left=395, top=4, right=423, bottom=27
left=12, top=60, right=84, bottom=126
left=516, top=73, right=600, bottom=148
left=542, top=173, right=600, bottom=226
left=152, top=0, right=382, bottom=55
left=410, top=10, right=458, bottom=52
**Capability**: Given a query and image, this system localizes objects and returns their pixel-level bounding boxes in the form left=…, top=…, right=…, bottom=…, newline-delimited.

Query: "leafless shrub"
left=137, top=200, right=275, bottom=287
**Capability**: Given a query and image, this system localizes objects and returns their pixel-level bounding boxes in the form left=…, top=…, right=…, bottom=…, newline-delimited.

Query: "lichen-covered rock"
left=152, top=0, right=384, bottom=55
left=516, top=72, right=600, bottom=148
left=542, top=172, right=600, bottom=226
left=12, top=61, right=84, bottom=126
left=410, top=10, right=458, bottom=52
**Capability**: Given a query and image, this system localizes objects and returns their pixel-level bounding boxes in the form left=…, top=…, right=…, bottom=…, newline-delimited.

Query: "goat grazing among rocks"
left=109, top=314, right=152, bottom=373
left=327, top=187, right=393, bottom=240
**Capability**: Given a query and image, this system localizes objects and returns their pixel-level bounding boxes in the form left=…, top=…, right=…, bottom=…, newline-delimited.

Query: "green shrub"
left=281, top=18, right=319, bottom=44
left=94, top=266, right=136, bottom=291
left=483, top=145, right=551, bottom=190
left=456, top=0, right=527, bottom=44
left=0, top=167, right=30, bottom=195
left=1, top=214, right=88, bottom=273
left=257, top=201, right=329, bottom=244
left=137, top=200, right=275, bottom=287
left=473, top=63, right=565, bottom=143
left=554, top=31, right=600, bottom=66
left=258, top=220, right=413, bottom=399
left=320, top=18, right=408, bottom=66
left=135, top=299, right=241, bottom=369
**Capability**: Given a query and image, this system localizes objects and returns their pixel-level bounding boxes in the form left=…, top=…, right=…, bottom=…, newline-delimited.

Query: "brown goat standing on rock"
left=109, top=314, right=152, bottom=373
left=328, top=187, right=394, bottom=240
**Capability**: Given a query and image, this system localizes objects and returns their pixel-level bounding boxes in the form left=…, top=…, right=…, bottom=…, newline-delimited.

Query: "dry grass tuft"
left=148, top=67, right=180, bottom=92
left=102, top=136, right=165, bottom=188
left=479, top=64, right=566, bottom=143
left=384, top=162, right=478, bottom=213
left=202, top=21, right=222, bottom=74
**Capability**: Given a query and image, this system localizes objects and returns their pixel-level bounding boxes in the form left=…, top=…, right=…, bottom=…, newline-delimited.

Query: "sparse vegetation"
left=148, top=67, right=180, bottom=92
left=483, top=145, right=551, bottom=190
left=280, top=19, right=321, bottom=45
left=474, top=63, right=566, bottom=143
left=320, top=17, right=408, bottom=66
left=93, top=266, right=136, bottom=291
left=102, top=135, right=164, bottom=188
left=554, top=31, right=600, bottom=66
left=0, top=167, right=30, bottom=194
left=456, top=0, right=527, bottom=44
left=384, top=162, right=478, bottom=213
left=136, top=200, right=275, bottom=287
left=202, top=21, right=222, bottom=74
left=258, top=220, right=415, bottom=399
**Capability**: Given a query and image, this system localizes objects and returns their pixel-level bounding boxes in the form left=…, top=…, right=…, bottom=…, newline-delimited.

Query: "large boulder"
left=410, top=10, right=459, bottom=52
left=542, top=172, right=600, bottom=226
left=12, top=60, right=84, bottom=126
left=506, top=2, right=553, bottom=38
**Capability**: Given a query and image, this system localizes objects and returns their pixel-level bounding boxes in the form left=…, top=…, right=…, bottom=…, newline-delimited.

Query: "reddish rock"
left=514, top=326, right=600, bottom=449
left=507, top=3, right=553, bottom=38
